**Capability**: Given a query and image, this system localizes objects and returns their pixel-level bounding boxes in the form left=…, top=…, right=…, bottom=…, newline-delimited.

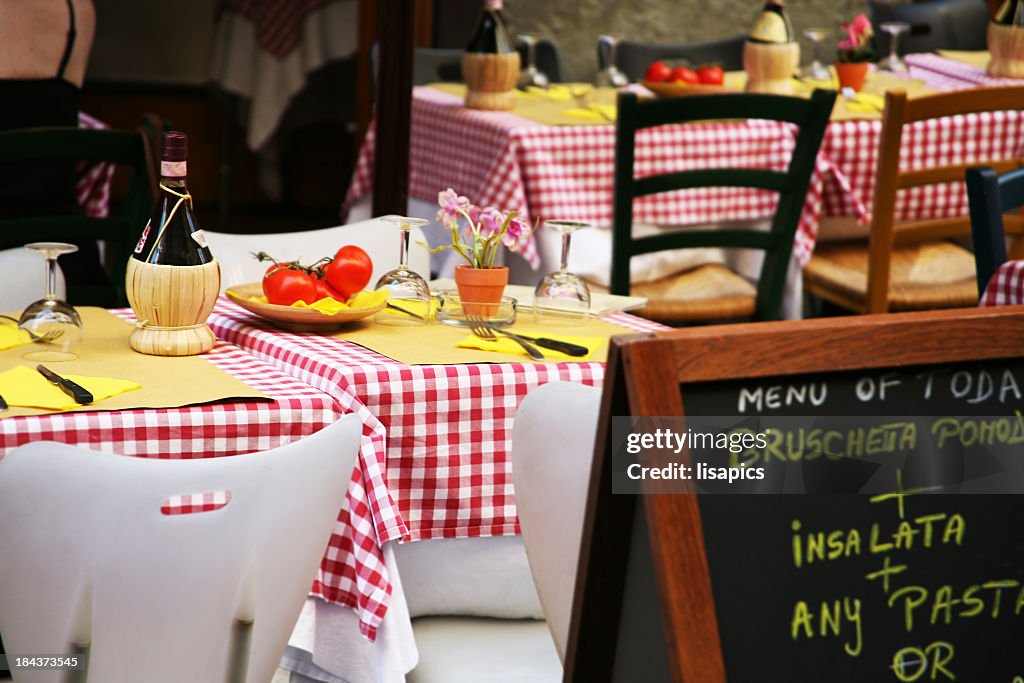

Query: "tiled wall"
left=497, top=0, right=870, bottom=81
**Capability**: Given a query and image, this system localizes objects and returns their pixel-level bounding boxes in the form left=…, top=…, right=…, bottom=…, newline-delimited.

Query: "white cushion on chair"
left=407, top=616, right=561, bottom=683
left=394, top=536, right=544, bottom=619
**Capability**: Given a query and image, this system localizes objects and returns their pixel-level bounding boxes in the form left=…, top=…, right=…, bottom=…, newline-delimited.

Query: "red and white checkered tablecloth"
left=219, top=0, right=329, bottom=59
left=0, top=323, right=396, bottom=642
left=905, top=53, right=1018, bottom=89
left=980, top=260, right=1024, bottom=306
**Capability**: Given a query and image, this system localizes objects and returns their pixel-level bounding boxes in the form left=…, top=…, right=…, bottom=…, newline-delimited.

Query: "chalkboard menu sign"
left=566, top=307, right=1024, bottom=683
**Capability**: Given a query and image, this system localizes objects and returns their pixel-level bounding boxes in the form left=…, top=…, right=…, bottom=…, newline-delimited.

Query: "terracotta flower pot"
left=455, top=265, right=509, bottom=317
left=835, top=61, right=869, bottom=92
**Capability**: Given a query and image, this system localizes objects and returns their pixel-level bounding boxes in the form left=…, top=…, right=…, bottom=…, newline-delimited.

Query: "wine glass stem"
left=559, top=231, right=572, bottom=273
left=44, top=255, right=58, bottom=299
left=889, top=32, right=900, bottom=62
left=608, top=40, right=618, bottom=69
left=527, top=40, right=537, bottom=69
left=398, top=228, right=410, bottom=269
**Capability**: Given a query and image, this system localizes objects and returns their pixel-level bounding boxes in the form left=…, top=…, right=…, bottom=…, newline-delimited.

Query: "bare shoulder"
left=0, top=0, right=95, bottom=83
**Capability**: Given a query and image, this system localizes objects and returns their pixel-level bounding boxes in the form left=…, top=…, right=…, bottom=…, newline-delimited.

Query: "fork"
left=466, top=315, right=545, bottom=361
left=0, top=314, right=64, bottom=344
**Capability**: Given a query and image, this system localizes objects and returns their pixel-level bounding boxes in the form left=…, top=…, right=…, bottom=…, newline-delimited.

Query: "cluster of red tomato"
left=644, top=61, right=724, bottom=86
left=259, top=245, right=373, bottom=306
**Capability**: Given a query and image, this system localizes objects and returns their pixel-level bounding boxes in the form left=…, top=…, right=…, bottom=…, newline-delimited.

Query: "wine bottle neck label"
left=161, top=160, right=187, bottom=178
left=749, top=11, right=790, bottom=43
left=191, top=229, right=209, bottom=248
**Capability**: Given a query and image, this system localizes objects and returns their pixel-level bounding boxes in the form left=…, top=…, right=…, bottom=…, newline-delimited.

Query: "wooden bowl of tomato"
left=226, top=283, right=388, bottom=331
left=225, top=244, right=385, bottom=330
left=641, top=61, right=734, bottom=97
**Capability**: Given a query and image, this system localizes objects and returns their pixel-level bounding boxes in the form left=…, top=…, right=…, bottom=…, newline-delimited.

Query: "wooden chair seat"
left=804, top=240, right=977, bottom=312
left=624, top=264, right=757, bottom=322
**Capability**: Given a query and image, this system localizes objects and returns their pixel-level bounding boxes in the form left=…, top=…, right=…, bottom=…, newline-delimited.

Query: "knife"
left=36, top=365, right=94, bottom=404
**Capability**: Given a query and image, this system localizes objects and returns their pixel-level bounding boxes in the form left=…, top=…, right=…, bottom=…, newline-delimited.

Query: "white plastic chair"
left=0, top=414, right=362, bottom=683
left=203, top=218, right=432, bottom=294
left=404, top=382, right=601, bottom=682
left=511, top=382, right=602, bottom=663
left=0, top=245, right=67, bottom=312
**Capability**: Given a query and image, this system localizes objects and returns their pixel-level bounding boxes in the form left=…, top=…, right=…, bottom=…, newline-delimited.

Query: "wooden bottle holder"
left=462, top=51, right=520, bottom=110
left=126, top=258, right=221, bottom=356
left=987, top=22, right=1024, bottom=79
left=743, top=40, right=800, bottom=95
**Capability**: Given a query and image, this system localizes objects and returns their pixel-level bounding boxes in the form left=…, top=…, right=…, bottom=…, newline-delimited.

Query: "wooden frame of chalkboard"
left=565, top=305, right=1024, bottom=682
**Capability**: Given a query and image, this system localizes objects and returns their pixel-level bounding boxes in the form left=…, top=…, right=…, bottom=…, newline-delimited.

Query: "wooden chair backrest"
left=866, top=86, right=1024, bottom=312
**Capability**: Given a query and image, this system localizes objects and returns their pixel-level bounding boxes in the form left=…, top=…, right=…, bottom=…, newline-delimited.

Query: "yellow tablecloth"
left=0, top=308, right=268, bottom=418
left=333, top=315, right=637, bottom=365
left=429, top=68, right=935, bottom=126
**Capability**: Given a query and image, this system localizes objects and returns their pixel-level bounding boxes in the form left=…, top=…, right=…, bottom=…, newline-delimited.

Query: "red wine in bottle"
left=465, top=0, right=515, bottom=54
left=132, top=131, right=213, bottom=266
left=748, top=0, right=795, bottom=44
left=994, top=0, right=1024, bottom=26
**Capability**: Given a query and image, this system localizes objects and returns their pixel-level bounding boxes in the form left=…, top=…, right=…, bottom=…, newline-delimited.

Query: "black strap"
left=57, top=0, right=77, bottom=79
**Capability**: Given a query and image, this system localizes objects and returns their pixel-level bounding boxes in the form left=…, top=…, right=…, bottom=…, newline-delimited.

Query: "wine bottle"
left=748, top=0, right=795, bottom=44
left=132, top=131, right=213, bottom=266
left=993, top=0, right=1024, bottom=26
left=465, top=0, right=515, bottom=54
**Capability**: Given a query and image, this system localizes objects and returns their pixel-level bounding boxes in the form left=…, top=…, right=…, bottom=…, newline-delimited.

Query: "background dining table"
left=344, top=53, right=1024, bottom=319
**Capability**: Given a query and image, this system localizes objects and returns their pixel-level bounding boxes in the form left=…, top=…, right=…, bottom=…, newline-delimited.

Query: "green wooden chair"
left=0, top=126, right=155, bottom=308
left=610, top=89, right=835, bottom=323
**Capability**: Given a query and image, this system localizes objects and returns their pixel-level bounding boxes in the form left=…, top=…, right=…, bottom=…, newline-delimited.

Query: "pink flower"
left=850, top=13, right=872, bottom=38
left=477, top=207, right=505, bottom=237
left=837, top=37, right=854, bottom=51
left=501, top=215, right=530, bottom=250
left=436, top=188, right=470, bottom=229
left=466, top=203, right=483, bottom=228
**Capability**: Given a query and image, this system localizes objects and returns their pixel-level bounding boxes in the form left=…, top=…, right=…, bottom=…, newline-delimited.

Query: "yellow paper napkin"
left=845, top=92, right=885, bottom=114
left=457, top=333, right=602, bottom=361
left=0, top=365, right=142, bottom=411
left=249, top=289, right=390, bottom=313
left=0, top=324, right=31, bottom=352
left=562, top=104, right=616, bottom=122
left=521, top=84, right=573, bottom=102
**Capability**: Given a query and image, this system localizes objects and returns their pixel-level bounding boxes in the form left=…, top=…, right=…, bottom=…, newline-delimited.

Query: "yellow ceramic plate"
left=641, top=80, right=736, bottom=97
left=226, top=283, right=386, bottom=330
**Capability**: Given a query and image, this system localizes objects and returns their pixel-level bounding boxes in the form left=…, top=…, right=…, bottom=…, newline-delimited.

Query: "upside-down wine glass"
left=516, top=33, right=550, bottom=89
left=534, top=220, right=591, bottom=324
left=594, top=34, right=630, bottom=88
left=19, top=242, right=83, bottom=361
left=801, top=28, right=833, bottom=82
left=877, top=22, right=911, bottom=73
left=374, top=215, right=431, bottom=326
